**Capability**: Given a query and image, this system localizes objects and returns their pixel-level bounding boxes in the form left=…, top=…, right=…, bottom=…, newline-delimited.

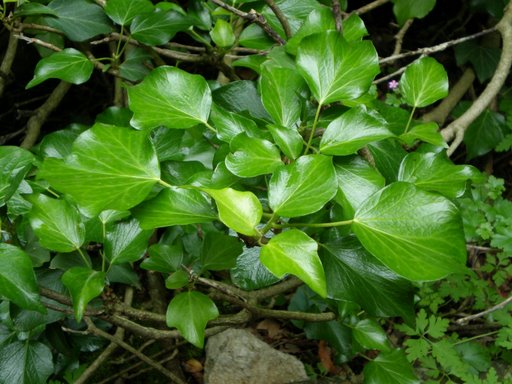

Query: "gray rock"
left=204, top=328, right=309, bottom=384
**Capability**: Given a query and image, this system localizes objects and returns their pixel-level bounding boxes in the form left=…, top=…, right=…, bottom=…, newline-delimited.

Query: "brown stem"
left=265, top=0, right=292, bottom=39
left=392, top=19, right=414, bottom=56
left=332, top=0, right=343, bottom=33
left=0, top=32, right=18, bottom=97
left=353, top=0, right=390, bottom=15
left=20, top=23, right=64, bottom=35
left=15, top=33, right=61, bottom=52
left=456, top=295, right=512, bottom=325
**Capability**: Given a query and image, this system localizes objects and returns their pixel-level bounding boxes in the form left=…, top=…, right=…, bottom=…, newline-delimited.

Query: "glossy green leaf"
left=399, top=57, right=448, bottom=108
left=130, top=10, right=190, bottom=46
left=321, top=239, right=414, bottom=322
left=353, top=319, right=391, bottom=351
left=161, top=161, right=209, bottom=186
left=269, top=155, right=337, bottom=217
left=399, top=122, right=446, bottom=147
left=133, top=187, right=216, bottom=229
left=104, top=0, right=153, bottom=25
left=267, top=124, right=303, bottom=160
left=105, top=218, right=152, bottom=265
left=363, top=349, right=420, bottom=384
left=213, top=80, right=269, bottom=120
left=260, top=63, right=307, bottom=128
left=200, top=232, right=243, bottom=271
left=0, top=146, right=34, bottom=207
left=353, top=182, right=467, bottom=281
left=39, top=123, right=160, bottom=216
left=141, top=244, right=183, bottom=273
left=210, top=19, right=235, bottom=47
left=119, top=47, right=152, bottom=82
left=455, top=40, right=500, bottom=83
left=225, top=133, right=282, bottom=177
left=15, top=2, right=57, bottom=17
left=0, top=341, right=53, bottom=384
left=398, top=152, right=479, bottom=198
left=392, top=0, right=436, bottom=25
left=368, top=140, right=408, bottom=182
left=39, top=125, right=84, bottom=159
left=230, top=247, right=280, bottom=290
left=297, top=31, right=379, bottom=104
left=334, top=156, right=385, bottom=216
left=44, top=0, right=112, bottom=41
left=26, top=194, right=85, bottom=252
left=128, top=66, right=211, bottom=130
left=209, top=104, right=260, bottom=143
left=203, top=188, right=262, bottom=236
left=166, top=291, right=219, bottom=348
left=320, top=106, right=394, bottom=155
left=261, top=229, right=326, bottom=297
left=0, top=244, right=45, bottom=313
left=165, top=270, right=189, bottom=289
left=262, top=0, right=322, bottom=38
left=61, top=267, right=105, bottom=322
left=463, top=107, right=507, bottom=159
left=239, top=24, right=274, bottom=50
left=26, top=48, right=93, bottom=89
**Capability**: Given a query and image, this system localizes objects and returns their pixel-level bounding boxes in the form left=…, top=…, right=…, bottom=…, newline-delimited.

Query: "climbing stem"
left=404, top=105, right=416, bottom=133
left=304, top=103, right=323, bottom=155
left=76, top=247, right=92, bottom=268
left=273, top=220, right=353, bottom=229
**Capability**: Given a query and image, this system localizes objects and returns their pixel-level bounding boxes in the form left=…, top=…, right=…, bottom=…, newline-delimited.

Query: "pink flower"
left=388, top=80, right=399, bottom=90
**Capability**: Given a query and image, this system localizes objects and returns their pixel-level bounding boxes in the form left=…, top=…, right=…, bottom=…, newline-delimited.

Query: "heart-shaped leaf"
left=398, top=152, right=479, bottom=198
left=26, top=48, right=93, bottom=88
left=363, top=349, right=420, bottom=384
left=0, top=244, right=45, bottom=313
left=267, top=124, right=303, bottom=160
left=128, top=66, right=211, bottom=130
left=104, top=0, right=153, bottom=25
left=0, top=341, right=53, bottom=384
left=230, top=247, right=280, bottom=290
left=399, top=122, right=447, bottom=147
left=0, top=146, right=34, bottom=207
left=352, top=182, right=467, bottom=281
left=104, top=218, right=152, bottom=265
left=39, top=123, right=160, bottom=216
left=132, top=187, right=216, bottom=229
left=353, top=319, right=391, bottom=351
left=141, top=244, right=183, bottom=273
left=399, top=57, right=448, bottom=108
left=297, top=31, right=379, bottom=105
left=203, top=188, right=262, bottom=236
left=209, top=104, right=260, bottom=143
left=166, top=291, right=219, bottom=348
left=26, top=194, right=85, bottom=253
left=210, top=19, right=235, bottom=48
left=130, top=10, right=190, bottom=46
left=393, top=0, right=436, bottom=25
left=320, top=105, right=394, bottom=155
left=268, top=155, right=337, bottom=218
left=225, top=133, right=282, bottom=177
left=61, top=267, right=105, bottom=322
left=200, top=232, right=243, bottom=271
left=261, top=229, right=326, bottom=297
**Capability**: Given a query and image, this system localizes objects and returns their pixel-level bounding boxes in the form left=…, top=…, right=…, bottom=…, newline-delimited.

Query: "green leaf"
left=368, top=140, right=408, bottom=182
left=353, top=182, right=467, bottom=281
left=130, top=10, right=190, bottom=46
left=321, top=238, right=415, bottom=322
left=260, top=62, right=307, bottom=128
left=455, top=41, right=500, bottom=83
left=267, top=124, right=303, bottom=160
left=119, top=47, right=152, bottom=82
left=261, top=0, right=322, bottom=38
left=39, top=123, right=160, bottom=216
left=166, top=291, right=219, bottom=348
left=61, top=267, right=105, bottom=322
left=203, top=188, right=262, bottom=236
left=104, top=0, right=154, bottom=25
left=0, top=146, right=34, bottom=207
left=0, top=244, right=45, bottom=313
left=230, top=247, right=280, bottom=290
left=210, top=18, right=235, bottom=48
left=213, top=80, right=270, bottom=120
left=334, top=156, right=386, bottom=216
left=353, top=319, right=391, bottom=351
left=105, top=218, right=152, bottom=265
left=392, top=0, right=436, bottom=25
left=454, top=342, right=491, bottom=375
left=462, top=107, right=507, bottom=159
left=26, top=48, right=93, bottom=89
left=128, top=66, right=211, bottom=130
left=297, top=31, right=379, bottom=104
left=209, top=104, right=260, bottom=143
left=165, top=270, right=189, bottom=289
left=268, top=154, right=337, bottom=217
left=44, top=0, right=112, bottom=42
left=225, top=133, right=282, bottom=177
left=399, top=122, right=447, bottom=147
left=0, top=341, right=53, bottom=384
left=398, top=152, right=479, bottom=198
left=132, top=187, right=216, bottom=229
left=26, top=194, right=85, bottom=252
left=399, top=57, right=448, bottom=108
left=261, top=229, right=326, bottom=297
left=363, top=349, right=420, bottom=384
left=39, top=125, right=84, bottom=159
left=239, top=24, right=274, bottom=50
left=320, top=105, right=394, bottom=155
left=200, top=232, right=243, bottom=271
left=15, top=3, right=57, bottom=17
left=141, top=244, right=183, bottom=273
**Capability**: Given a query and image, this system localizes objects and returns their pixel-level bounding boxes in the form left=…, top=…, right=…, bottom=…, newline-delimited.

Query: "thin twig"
left=373, top=65, right=408, bottom=85
left=332, top=0, right=343, bottom=33
left=265, top=0, right=292, bottom=39
left=456, top=295, right=512, bottom=324
left=15, top=33, right=61, bottom=52
left=353, top=0, right=390, bottom=15
left=0, top=32, right=18, bottom=97
left=392, top=19, right=414, bottom=56
left=20, top=23, right=64, bottom=35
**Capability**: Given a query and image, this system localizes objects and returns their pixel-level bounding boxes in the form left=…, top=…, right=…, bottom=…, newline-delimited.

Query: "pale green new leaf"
left=104, top=0, right=153, bottom=25
left=26, top=48, right=93, bottom=88
left=353, top=182, right=467, bottom=281
left=61, top=267, right=105, bottom=322
left=26, top=194, right=85, bottom=252
left=353, top=319, right=391, bottom=351
left=0, top=146, right=34, bottom=206
left=209, top=104, right=260, bottom=143
left=268, top=155, right=337, bottom=217
left=203, top=188, right=262, bottom=236
left=39, top=123, right=160, bottom=216
left=297, top=31, right=379, bottom=105
left=261, top=229, right=326, bottom=297
left=393, top=0, right=436, bottom=25
left=399, top=57, right=448, bottom=108
left=128, top=66, right=211, bottom=130
left=210, top=19, right=235, bottom=48
left=166, top=291, right=219, bottom=348
left=399, top=122, right=447, bottom=147
left=105, top=218, right=152, bottom=264
left=0, top=244, right=45, bottom=313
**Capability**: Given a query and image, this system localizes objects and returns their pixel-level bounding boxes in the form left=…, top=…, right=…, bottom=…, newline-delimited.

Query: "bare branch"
left=456, top=295, right=512, bottom=325
left=392, top=19, right=414, bottom=56
left=354, top=0, right=391, bottom=15
left=332, top=0, right=343, bottom=33
left=0, top=32, right=18, bottom=97
left=265, top=0, right=292, bottom=39
left=15, top=33, right=61, bottom=52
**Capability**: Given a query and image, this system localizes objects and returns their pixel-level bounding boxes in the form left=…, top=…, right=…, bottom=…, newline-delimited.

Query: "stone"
left=204, top=328, right=309, bottom=384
